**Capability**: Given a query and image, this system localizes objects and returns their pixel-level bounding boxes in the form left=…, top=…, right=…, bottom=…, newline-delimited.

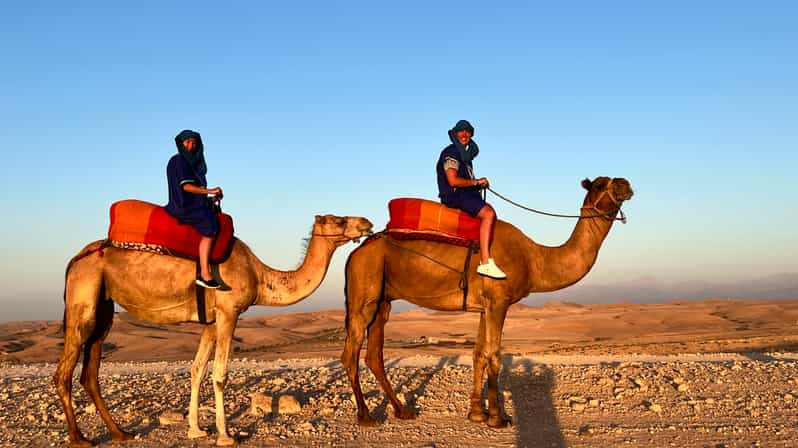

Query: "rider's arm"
left=446, top=168, right=487, bottom=188
left=183, top=183, right=223, bottom=198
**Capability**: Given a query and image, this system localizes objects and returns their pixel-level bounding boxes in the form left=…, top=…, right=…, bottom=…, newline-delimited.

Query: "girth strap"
left=460, top=241, right=478, bottom=311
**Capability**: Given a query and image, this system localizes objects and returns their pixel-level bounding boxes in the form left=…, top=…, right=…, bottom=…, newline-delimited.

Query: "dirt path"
left=3, top=353, right=797, bottom=447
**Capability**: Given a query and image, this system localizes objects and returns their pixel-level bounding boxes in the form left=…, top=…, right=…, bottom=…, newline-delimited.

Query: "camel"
left=54, top=214, right=373, bottom=447
left=341, top=176, right=633, bottom=427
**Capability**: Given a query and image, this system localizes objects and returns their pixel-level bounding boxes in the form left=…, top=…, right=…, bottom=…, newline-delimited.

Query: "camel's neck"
left=254, top=235, right=337, bottom=306
left=525, top=208, right=616, bottom=293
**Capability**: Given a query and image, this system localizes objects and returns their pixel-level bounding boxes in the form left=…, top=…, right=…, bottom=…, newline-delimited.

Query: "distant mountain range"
left=522, top=272, right=798, bottom=305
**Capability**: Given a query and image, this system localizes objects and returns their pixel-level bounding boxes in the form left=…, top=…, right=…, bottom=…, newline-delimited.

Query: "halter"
left=580, top=178, right=626, bottom=223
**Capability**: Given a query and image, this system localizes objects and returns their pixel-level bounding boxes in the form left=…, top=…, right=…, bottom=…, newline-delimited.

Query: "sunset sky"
left=1, top=1, right=796, bottom=320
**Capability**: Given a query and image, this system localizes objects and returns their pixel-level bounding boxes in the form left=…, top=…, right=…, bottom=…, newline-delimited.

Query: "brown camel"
left=55, top=214, right=373, bottom=447
left=341, top=176, right=633, bottom=427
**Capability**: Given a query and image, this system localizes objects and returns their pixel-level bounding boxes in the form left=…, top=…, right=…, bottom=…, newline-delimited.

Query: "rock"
left=84, top=403, right=96, bottom=415
left=677, top=384, right=690, bottom=392
left=785, top=393, right=794, bottom=402
left=571, top=402, right=586, bottom=412
left=589, top=399, right=600, bottom=407
left=278, top=395, right=302, bottom=414
left=296, top=422, right=314, bottom=433
left=159, top=411, right=184, bottom=425
left=271, top=378, right=286, bottom=386
left=645, top=402, right=662, bottom=413
left=250, top=392, right=273, bottom=416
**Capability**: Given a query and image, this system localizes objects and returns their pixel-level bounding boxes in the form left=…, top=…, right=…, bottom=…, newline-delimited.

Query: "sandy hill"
left=2, top=299, right=798, bottom=363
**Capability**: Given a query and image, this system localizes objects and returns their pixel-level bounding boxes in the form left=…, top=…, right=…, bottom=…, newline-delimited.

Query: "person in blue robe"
left=436, top=120, right=506, bottom=279
left=165, top=129, right=223, bottom=288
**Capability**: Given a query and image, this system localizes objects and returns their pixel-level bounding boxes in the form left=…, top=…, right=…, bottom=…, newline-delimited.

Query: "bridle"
left=579, top=178, right=627, bottom=223
left=486, top=180, right=627, bottom=223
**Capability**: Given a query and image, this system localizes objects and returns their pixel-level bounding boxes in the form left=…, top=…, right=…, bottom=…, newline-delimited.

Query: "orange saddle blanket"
left=386, top=198, right=481, bottom=244
left=108, top=200, right=235, bottom=263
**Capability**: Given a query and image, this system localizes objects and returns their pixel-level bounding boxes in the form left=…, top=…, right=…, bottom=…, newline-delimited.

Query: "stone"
left=278, top=395, right=302, bottom=414
left=296, top=422, right=314, bottom=433
left=84, top=404, right=96, bottom=415
left=159, top=411, right=184, bottom=425
left=250, top=392, right=273, bottom=416
left=677, top=384, right=689, bottom=392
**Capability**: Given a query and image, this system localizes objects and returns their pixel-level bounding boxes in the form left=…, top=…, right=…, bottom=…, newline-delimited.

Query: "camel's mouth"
left=348, top=218, right=374, bottom=243
left=612, top=178, right=634, bottom=202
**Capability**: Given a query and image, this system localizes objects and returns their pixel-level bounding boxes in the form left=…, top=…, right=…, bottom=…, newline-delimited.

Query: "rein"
left=485, top=184, right=627, bottom=224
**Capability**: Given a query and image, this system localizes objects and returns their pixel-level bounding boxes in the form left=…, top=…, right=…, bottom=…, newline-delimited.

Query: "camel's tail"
left=61, top=239, right=110, bottom=333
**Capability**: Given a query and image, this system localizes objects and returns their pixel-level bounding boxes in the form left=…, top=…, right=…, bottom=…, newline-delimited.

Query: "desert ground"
left=1, top=299, right=798, bottom=447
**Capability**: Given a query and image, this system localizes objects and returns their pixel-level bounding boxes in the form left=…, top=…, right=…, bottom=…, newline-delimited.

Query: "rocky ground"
left=2, top=353, right=798, bottom=447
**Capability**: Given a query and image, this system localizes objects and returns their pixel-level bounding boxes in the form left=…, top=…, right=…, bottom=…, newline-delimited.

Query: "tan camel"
left=54, top=214, right=373, bottom=447
left=342, top=177, right=633, bottom=427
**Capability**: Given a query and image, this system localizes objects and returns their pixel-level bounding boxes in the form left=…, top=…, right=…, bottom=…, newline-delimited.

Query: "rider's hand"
left=213, top=187, right=224, bottom=199
left=477, top=178, right=489, bottom=188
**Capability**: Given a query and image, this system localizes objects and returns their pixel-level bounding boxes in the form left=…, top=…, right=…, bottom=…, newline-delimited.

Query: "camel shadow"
left=367, top=355, right=461, bottom=421
left=501, top=357, right=565, bottom=448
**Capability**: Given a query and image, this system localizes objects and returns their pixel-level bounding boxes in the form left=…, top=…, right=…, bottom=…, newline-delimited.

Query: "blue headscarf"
left=174, top=129, right=208, bottom=187
left=447, top=119, right=479, bottom=164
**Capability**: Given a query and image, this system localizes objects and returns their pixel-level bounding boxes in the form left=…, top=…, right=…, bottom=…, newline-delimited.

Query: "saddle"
left=385, top=198, right=486, bottom=246
left=108, top=199, right=235, bottom=264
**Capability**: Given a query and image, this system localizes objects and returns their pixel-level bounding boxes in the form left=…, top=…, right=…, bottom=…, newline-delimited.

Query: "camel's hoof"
left=111, top=430, right=135, bottom=442
left=215, top=435, right=236, bottom=446
left=487, top=415, right=512, bottom=428
left=188, top=427, right=209, bottom=439
left=467, top=409, right=488, bottom=423
left=357, top=415, right=380, bottom=427
left=395, top=407, right=416, bottom=420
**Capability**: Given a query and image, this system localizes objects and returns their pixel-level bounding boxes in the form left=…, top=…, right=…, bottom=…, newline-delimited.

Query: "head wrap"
left=174, top=129, right=208, bottom=187
left=447, top=120, right=479, bottom=164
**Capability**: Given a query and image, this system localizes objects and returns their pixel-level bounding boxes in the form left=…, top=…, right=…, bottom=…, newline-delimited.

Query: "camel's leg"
left=210, top=312, right=237, bottom=446
left=468, top=312, right=489, bottom=422
left=54, top=271, right=101, bottom=447
left=483, top=304, right=511, bottom=428
left=365, top=301, right=414, bottom=420
left=188, top=324, right=216, bottom=439
left=342, top=300, right=380, bottom=426
left=78, top=298, right=133, bottom=441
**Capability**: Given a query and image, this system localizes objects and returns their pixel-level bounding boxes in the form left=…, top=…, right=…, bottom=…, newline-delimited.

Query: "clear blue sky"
left=1, top=1, right=796, bottom=320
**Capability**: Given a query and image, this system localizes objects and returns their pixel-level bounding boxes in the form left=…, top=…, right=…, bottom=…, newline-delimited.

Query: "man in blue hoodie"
left=165, top=129, right=224, bottom=289
left=436, top=120, right=506, bottom=279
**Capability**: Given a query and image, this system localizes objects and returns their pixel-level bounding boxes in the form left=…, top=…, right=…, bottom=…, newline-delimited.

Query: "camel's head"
left=313, top=214, right=374, bottom=245
left=581, top=177, right=634, bottom=216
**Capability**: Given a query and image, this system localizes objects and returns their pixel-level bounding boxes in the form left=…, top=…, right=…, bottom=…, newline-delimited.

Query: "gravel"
left=2, top=354, right=798, bottom=447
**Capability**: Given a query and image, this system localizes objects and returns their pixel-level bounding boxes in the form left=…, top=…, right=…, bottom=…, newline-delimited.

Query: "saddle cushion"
left=108, top=200, right=235, bottom=263
left=386, top=198, right=480, bottom=241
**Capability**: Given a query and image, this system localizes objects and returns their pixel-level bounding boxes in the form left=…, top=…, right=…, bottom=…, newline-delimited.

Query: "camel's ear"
left=315, top=215, right=322, bottom=223
left=581, top=178, right=592, bottom=191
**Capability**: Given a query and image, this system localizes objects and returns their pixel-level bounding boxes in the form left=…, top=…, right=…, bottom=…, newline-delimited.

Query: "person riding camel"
left=436, top=119, right=507, bottom=279
left=165, top=129, right=224, bottom=289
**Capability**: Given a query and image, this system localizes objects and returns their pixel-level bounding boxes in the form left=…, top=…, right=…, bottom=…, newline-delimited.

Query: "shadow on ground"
left=502, top=356, right=565, bottom=448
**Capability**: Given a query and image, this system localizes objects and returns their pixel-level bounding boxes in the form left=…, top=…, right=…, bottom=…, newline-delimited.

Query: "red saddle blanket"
left=386, top=198, right=481, bottom=242
left=108, top=200, right=235, bottom=263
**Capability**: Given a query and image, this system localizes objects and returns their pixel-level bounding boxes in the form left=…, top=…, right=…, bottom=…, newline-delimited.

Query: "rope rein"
left=485, top=186, right=627, bottom=224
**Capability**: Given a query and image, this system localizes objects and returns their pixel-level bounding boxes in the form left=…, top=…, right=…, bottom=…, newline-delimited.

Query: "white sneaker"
left=477, top=258, right=507, bottom=279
